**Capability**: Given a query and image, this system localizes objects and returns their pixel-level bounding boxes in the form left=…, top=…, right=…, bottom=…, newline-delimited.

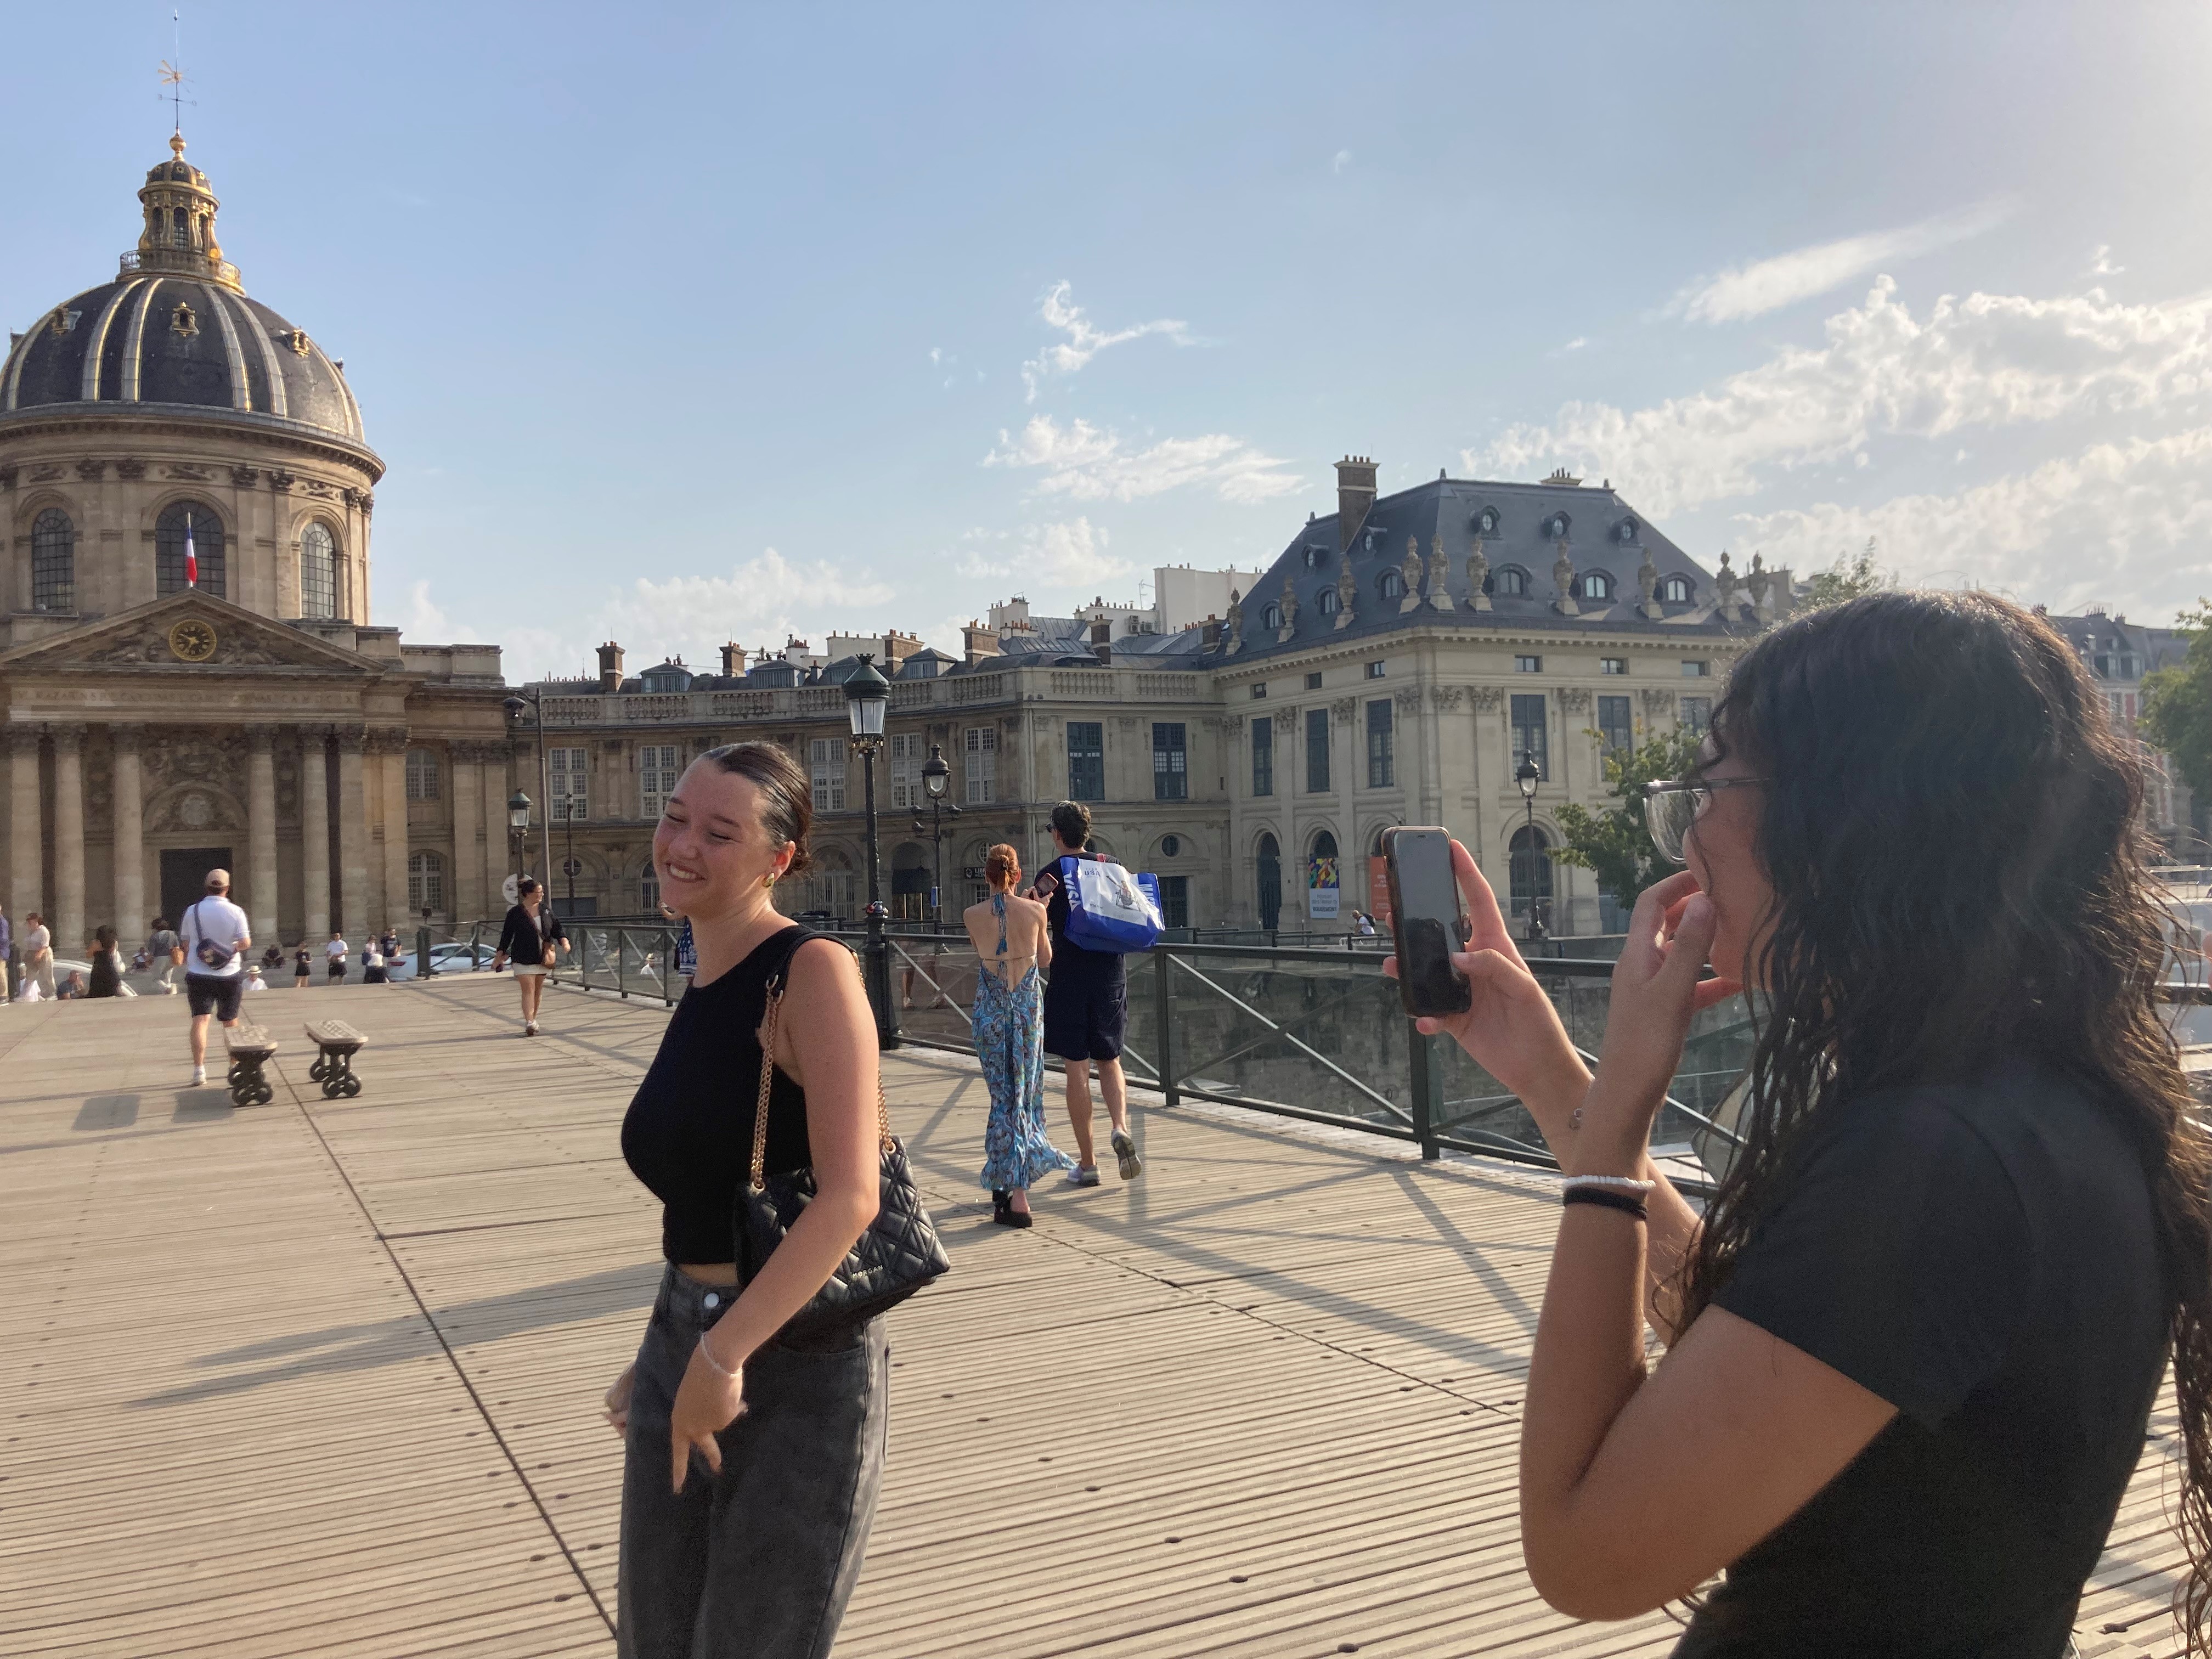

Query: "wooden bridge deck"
left=0, top=976, right=2187, bottom=1657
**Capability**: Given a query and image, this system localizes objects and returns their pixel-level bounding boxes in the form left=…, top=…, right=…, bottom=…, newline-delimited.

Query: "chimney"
left=1090, top=617, right=1113, bottom=665
left=719, top=641, right=747, bottom=678
left=962, top=621, right=1002, bottom=668
left=1336, top=455, right=1378, bottom=550
left=596, top=641, right=624, bottom=695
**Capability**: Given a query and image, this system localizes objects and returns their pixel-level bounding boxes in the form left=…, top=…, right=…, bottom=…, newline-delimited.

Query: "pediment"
left=0, top=592, right=380, bottom=675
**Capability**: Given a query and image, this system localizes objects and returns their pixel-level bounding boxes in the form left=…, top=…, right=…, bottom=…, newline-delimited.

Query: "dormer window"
left=1546, top=513, right=1570, bottom=539
left=1378, top=568, right=1404, bottom=601
left=1262, top=603, right=1284, bottom=630
left=1579, top=571, right=1615, bottom=601
left=1617, top=518, right=1638, bottom=544
left=1474, top=507, right=1499, bottom=534
left=1317, top=588, right=1341, bottom=616
left=1304, top=544, right=1329, bottom=571
left=170, top=301, right=198, bottom=338
left=1493, top=566, right=1530, bottom=598
left=1660, top=575, right=1693, bottom=604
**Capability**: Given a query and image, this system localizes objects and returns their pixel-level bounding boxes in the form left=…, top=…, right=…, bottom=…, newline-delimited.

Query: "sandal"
left=990, top=1189, right=1033, bottom=1229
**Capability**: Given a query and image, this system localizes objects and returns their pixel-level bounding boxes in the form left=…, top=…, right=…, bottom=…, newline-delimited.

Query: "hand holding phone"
left=1384, top=827, right=1473, bottom=1018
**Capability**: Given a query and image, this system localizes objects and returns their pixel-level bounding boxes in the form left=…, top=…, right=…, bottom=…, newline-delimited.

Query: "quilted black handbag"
left=734, top=934, right=950, bottom=1340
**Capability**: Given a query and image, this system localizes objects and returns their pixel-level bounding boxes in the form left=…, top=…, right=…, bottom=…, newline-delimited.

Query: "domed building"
left=0, top=138, right=515, bottom=956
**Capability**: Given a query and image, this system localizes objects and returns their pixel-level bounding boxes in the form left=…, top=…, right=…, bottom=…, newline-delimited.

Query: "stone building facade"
left=0, top=139, right=512, bottom=952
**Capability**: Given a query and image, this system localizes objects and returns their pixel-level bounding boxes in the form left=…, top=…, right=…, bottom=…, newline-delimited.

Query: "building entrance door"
left=160, top=847, right=233, bottom=928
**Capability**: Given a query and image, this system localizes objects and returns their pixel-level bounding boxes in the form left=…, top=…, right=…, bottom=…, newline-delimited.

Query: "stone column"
left=300, top=727, right=331, bottom=941
left=8, top=726, right=43, bottom=927
left=481, top=747, right=511, bottom=910
left=245, top=725, right=278, bottom=945
left=450, top=743, right=483, bottom=923
left=335, top=725, right=369, bottom=940
left=112, top=726, right=146, bottom=951
left=52, top=724, right=85, bottom=951
left=372, top=730, right=411, bottom=930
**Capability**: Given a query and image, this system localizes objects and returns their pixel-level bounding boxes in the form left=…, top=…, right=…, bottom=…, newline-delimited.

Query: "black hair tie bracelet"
left=1562, top=1186, right=1650, bottom=1222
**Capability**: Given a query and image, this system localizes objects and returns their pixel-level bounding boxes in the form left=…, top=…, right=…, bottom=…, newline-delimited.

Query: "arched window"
left=405, top=748, right=441, bottom=801
left=1256, top=832, right=1282, bottom=931
left=155, top=500, right=225, bottom=599
left=1316, top=587, right=1340, bottom=616
left=30, top=509, right=75, bottom=612
left=300, top=523, right=337, bottom=619
left=1509, top=825, right=1554, bottom=923
left=1262, top=603, right=1284, bottom=630
left=1378, top=568, right=1404, bottom=601
left=1311, top=829, right=1339, bottom=870
left=1661, top=575, right=1693, bottom=604
left=1579, top=571, right=1615, bottom=601
left=640, top=861, right=660, bottom=913
left=407, top=850, right=445, bottom=915
left=1545, top=512, right=1571, bottom=539
left=1494, top=566, right=1529, bottom=597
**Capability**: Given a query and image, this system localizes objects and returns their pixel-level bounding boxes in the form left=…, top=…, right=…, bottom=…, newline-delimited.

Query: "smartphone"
left=1383, top=827, right=1472, bottom=1018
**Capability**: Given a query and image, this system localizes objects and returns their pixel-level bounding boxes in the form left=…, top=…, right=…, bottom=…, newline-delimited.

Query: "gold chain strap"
left=749, top=955, right=894, bottom=1191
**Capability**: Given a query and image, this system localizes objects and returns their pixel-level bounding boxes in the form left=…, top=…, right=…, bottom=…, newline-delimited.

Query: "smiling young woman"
left=604, top=741, right=888, bottom=1659
left=1397, top=592, right=2212, bottom=1656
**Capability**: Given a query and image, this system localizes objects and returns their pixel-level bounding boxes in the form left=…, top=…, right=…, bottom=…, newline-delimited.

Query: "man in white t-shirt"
left=179, top=868, right=251, bottom=1087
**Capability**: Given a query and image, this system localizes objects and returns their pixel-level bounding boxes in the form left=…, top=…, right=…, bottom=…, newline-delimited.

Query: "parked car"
left=45, top=958, right=136, bottom=998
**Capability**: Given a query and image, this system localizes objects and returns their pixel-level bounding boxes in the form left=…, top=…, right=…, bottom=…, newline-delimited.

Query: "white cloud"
left=1471, top=276, right=2212, bottom=515
left=1669, top=201, right=2012, bottom=324
left=1024, top=518, right=1132, bottom=589
left=985, top=414, right=1304, bottom=504
left=2091, top=244, right=2125, bottom=276
left=1020, top=281, right=1194, bottom=400
left=1733, top=428, right=2212, bottom=621
left=393, top=578, right=470, bottom=642
left=1332, top=149, right=1352, bottom=174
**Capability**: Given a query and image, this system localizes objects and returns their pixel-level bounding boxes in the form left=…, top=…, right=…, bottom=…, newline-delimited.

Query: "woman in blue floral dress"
left=964, top=844, right=1071, bottom=1226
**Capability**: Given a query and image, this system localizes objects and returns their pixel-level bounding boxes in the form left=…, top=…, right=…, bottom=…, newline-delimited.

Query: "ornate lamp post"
left=844, top=654, right=896, bottom=1049
left=502, top=690, right=553, bottom=903
left=506, top=789, right=532, bottom=894
left=917, top=742, right=958, bottom=929
left=1514, top=751, right=1543, bottom=947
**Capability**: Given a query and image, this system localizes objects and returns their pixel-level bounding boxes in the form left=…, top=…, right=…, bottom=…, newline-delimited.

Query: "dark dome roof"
left=1, top=277, right=363, bottom=442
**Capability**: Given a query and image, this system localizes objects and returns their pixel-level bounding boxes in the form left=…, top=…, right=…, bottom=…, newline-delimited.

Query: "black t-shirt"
left=620, top=926, right=814, bottom=1264
left=1032, top=850, right=1124, bottom=988
left=1675, top=1060, right=2168, bottom=1657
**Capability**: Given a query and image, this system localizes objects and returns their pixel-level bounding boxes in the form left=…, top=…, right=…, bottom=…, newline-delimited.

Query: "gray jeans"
left=618, top=1266, right=889, bottom=1659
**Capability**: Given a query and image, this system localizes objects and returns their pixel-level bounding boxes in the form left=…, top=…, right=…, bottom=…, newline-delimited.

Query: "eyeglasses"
left=1642, top=776, right=1770, bottom=865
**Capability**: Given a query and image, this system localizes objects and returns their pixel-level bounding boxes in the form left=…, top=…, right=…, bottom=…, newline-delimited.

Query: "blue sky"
left=8, top=3, right=2212, bottom=676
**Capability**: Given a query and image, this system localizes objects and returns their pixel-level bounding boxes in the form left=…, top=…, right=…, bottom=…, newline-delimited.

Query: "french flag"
left=184, top=511, right=198, bottom=587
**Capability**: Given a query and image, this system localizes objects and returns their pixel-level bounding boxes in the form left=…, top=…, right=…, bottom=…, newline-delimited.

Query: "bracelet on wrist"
left=696, top=1334, right=740, bottom=1382
left=1562, top=1174, right=1655, bottom=1193
left=1561, top=1186, right=1649, bottom=1221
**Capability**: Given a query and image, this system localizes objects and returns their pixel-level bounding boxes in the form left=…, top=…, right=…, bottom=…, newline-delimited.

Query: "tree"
left=1551, top=723, right=1707, bottom=915
left=2141, top=602, right=2212, bottom=800
left=1803, top=536, right=1894, bottom=612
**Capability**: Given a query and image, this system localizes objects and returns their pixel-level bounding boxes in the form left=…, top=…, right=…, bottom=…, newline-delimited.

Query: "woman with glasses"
left=1394, top=592, right=2211, bottom=1654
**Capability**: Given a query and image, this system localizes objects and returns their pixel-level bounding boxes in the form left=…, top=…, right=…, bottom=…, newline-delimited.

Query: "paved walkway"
left=0, top=977, right=2188, bottom=1656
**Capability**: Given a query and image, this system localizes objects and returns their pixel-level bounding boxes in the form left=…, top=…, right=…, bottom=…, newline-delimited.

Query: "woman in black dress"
left=84, top=926, right=122, bottom=998
left=604, top=741, right=888, bottom=1659
left=1408, top=592, right=2212, bottom=1654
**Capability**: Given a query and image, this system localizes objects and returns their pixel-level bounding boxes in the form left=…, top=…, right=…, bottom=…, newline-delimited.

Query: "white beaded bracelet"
left=696, top=1335, right=740, bottom=1381
left=1562, top=1175, right=1656, bottom=1193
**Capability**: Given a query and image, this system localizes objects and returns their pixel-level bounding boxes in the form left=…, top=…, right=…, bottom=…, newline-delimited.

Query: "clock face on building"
left=168, top=619, right=218, bottom=662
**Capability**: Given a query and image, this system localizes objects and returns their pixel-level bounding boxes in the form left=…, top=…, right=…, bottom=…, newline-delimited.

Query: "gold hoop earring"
left=763, top=873, right=777, bottom=889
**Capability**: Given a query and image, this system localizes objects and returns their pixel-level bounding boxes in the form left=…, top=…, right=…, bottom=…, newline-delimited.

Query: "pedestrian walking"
left=0, top=901, right=14, bottom=1004
left=21, top=912, right=54, bottom=1002
left=325, top=931, right=348, bottom=983
left=379, top=928, right=400, bottom=964
left=490, top=877, right=567, bottom=1035
left=606, top=741, right=893, bottom=1659
left=292, top=945, right=312, bottom=989
left=179, top=870, right=250, bottom=1087
left=362, top=945, right=390, bottom=986
left=1028, top=801, right=1143, bottom=1186
left=966, top=843, right=1069, bottom=1227
left=85, top=926, right=123, bottom=998
left=148, top=916, right=180, bottom=994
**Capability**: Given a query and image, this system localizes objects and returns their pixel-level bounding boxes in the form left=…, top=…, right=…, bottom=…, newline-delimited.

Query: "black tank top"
left=620, top=924, right=814, bottom=1263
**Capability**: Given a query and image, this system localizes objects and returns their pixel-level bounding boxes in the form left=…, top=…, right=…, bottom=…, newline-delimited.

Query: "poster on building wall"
left=1308, top=855, right=1339, bottom=919
left=1368, top=856, right=1391, bottom=928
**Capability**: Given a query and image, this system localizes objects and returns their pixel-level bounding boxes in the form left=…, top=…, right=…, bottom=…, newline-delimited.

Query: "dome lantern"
left=127, top=134, right=240, bottom=292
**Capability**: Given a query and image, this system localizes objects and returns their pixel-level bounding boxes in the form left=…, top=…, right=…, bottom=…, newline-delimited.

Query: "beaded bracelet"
left=1563, top=1174, right=1656, bottom=1193
left=1562, top=1187, right=1649, bottom=1222
left=696, top=1335, right=740, bottom=1381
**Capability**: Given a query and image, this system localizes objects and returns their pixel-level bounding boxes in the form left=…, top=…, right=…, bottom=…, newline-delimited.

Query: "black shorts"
left=1042, top=963, right=1127, bottom=1063
left=185, top=974, right=244, bottom=1023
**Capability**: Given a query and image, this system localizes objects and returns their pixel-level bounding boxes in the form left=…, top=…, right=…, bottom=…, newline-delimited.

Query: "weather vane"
left=159, top=10, right=193, bottom=138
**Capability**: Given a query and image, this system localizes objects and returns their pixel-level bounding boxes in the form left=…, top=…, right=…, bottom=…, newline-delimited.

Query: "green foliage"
left=1550, top=724, right=1707, bottom=913
left=2141, top=602, right=2212, bottom=799
left=1803, top=537, right=1895, bottom=612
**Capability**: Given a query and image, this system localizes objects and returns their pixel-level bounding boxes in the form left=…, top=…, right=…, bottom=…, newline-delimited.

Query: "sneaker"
left=190, top=1065, right=206, bottom=1087
left=524, top=1021, right=538, bottom=1037
left=1110, top=1128, right=1144, bottom=1182
left=1063, top=1165, right=1101, bottom=1188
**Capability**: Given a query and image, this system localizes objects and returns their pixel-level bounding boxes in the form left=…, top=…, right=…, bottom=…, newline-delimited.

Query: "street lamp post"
left=506, top=789, right=532, bottom=896
left=844, top=654, right=896, bottom=1049
left=1514, top=751, right=1543, bottom=948
left=917, top=743, right=958, bottom=930
left=502, top=690, right=553, bottom=905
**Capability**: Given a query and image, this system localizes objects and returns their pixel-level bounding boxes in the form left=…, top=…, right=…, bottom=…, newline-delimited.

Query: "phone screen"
left=1386, top=828, right=1471, bottom=1017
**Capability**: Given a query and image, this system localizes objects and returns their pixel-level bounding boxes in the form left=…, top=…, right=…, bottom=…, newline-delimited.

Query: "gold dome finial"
left=170, top=132, right=187, bottom=160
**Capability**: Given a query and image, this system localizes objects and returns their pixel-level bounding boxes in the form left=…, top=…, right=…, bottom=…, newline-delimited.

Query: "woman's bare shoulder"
left=786, top=934, right=860, bottom=996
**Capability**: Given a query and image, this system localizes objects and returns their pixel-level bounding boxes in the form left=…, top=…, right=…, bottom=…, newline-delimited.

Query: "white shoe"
left=190, top=1065, right=206, bottom=1086
left=524, top=1020, right=537, bottom=1036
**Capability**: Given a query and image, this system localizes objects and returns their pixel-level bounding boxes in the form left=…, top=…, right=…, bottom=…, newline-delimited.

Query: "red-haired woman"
left=964, top=843, right=1070, bottom=1226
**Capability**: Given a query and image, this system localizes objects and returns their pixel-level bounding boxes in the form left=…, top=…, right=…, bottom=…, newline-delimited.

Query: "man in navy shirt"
left=1029, top=800, right=1145, bottom=1186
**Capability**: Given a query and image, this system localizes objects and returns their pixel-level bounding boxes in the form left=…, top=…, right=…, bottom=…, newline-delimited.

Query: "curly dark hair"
left=1676, top=590, right=2212, bottom=1646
